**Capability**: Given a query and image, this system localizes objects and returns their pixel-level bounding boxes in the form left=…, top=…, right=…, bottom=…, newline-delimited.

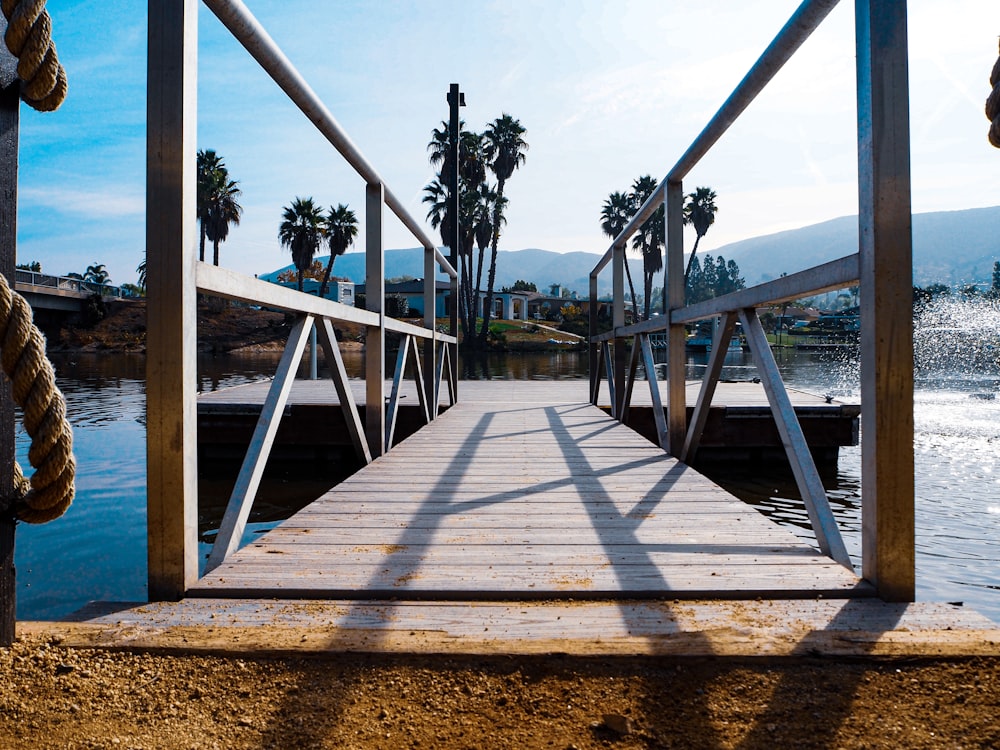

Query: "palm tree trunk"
left=479, top=181, right=506, bottom=345
left=319, top=257, right=336, bottom=298
left=213, top=239, right=221, bottom=267
left=684, top=234, right=704, bottom=286
left=199, top=223, right=207, bottom=263
left=623, top=256, right=639, bottom=323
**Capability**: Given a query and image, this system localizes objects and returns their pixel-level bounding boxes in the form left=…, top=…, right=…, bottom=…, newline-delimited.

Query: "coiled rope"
left=0, top=272, right=74, bottom=523
left=0, top=0, right=67, bottom=112
left=987, top=39, right=1000, bottom=148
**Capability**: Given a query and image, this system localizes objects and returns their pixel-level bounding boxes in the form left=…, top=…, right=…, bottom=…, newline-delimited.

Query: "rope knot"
left=988, top=39, right=1000, bottom=148
left=0, top=272, right=75, bottom=524
left=0, top=0, right=67, bottom=112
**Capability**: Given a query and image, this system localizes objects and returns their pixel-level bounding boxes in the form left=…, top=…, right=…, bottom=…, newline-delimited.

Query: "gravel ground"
left=2, top=634, right=999, bottom=749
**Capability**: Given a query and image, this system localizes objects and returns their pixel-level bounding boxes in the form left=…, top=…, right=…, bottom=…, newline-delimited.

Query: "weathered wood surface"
left=198, top=378, right=855, bottom=411
left=191, top=390, right=869, bottom=600
left=29, top=598, right=1000, bottom=658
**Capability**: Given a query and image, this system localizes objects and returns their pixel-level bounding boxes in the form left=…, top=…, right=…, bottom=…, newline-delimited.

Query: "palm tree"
left=319, top=203, right=358, bottom=298
left=631, top=175, right=664, bottom=319
left=480, top=114, right=528, bottom=343
left=683, top=187, right=718, bottom=285
left=205, top=177, right=242, bottom=266
left=84, top=263, right=110, bottom=285
left=197, top=149, right=226, bottom=263
left=136, top=258, right=146, bottom=290
left=279, top=197, right=325, bottom=292
left=600, top=190, right=639, bottom=321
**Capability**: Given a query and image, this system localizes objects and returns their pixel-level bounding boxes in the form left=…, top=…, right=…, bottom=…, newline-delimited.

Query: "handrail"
left=197, top=263, right=456, bottom=343
left=586, top=0, right=916, bottom=598
left=591, top=0, right=840, bottom=272
left=202, top=0, right=456, bottom=280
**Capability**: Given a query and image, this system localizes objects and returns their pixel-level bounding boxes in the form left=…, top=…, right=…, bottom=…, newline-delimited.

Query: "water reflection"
left=13, top=327, right=1000, bottom=622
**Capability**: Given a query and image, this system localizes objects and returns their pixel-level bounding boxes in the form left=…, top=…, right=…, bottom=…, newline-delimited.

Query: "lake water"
left=12, top=324, right=1000, bottom=623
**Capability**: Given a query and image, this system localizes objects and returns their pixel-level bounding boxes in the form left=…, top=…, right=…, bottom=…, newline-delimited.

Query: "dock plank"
left=192, top=391, right=869, bottom=601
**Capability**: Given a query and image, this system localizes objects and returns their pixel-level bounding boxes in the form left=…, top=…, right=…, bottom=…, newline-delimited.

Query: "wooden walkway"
left=190, top=381, right=870, bottom=601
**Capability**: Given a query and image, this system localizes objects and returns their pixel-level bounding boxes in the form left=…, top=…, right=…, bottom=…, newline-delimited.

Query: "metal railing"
left=14, top=269, right=124, bottom=298
left=589, top=0, right=914, bottom=600
left=146, top=0, right=459, bottom=596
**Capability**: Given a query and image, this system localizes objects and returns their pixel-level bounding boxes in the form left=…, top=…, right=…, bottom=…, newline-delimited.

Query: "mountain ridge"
left=259, top=206, right=1000, bottom=295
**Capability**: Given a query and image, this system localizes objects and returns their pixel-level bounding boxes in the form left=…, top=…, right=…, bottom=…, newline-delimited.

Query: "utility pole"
left=447, top=84, right=464, bottom=367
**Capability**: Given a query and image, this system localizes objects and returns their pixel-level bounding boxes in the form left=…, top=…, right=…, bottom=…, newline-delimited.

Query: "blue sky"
left=12, top=0, right=999, bottom=285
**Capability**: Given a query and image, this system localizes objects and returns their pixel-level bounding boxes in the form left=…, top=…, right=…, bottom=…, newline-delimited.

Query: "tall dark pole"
left=0, top=18, right=19, bottom=646
left=447, top=84, right=463, bottom=369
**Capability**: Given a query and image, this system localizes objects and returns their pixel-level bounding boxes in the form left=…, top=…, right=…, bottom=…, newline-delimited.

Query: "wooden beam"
left=612, top=245, right=627, bottom=419
left=639, top=335, right=667, bottom=449
left=665, top=181, right=687, bottom=456
left=365, top=182, right=385, bottom=457
left=0, top=18, right=18, bottom=646
left=856, top=0, right=914, bottom=601
left=146, top=0, right=199, bottom=600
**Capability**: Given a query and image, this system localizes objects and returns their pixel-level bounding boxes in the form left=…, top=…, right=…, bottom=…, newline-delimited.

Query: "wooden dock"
left=190, top=381, right=867, bottom=600
left=197, top=378, right=859, bottom=465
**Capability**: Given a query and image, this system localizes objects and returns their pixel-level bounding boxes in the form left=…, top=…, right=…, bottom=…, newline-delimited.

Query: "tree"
left=197, top=149, right=225, bottom=263
left=136, top=258, right=146, bottom=290
left=278, top=197, right=324, bottom=292
left=15, top=261, right=40, bottom=272
left=502, top=279, right=537, bottom=293
left=84, top=263, right=110, bottom=285
left=992, top=260, right=1000, bottom=298
left=319, top=203, right=358, bottom=298
left=631, top=175, right=664, bottom=320
left=205, top=177, right=242, bottom=266
left=682, top=186, right=718, bottom=287
left=600, top=190, right=640, bottom=321
left=480, top=114, right=528, bottom=344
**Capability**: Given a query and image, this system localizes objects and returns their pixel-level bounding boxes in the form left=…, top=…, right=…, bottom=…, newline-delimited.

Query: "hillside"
left=260, top=206, right=1000, bottom=294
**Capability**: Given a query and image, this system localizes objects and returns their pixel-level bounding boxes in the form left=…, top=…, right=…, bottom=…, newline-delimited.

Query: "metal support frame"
left=639, top=334, right=668, bottom=449
left=314, top=317, right=371, bottom=465
left=621, top=336, right=641, bottom=425
left=856, top=0, right=914, bottom=600
left=740, top=309, right=851, bottom=568
left=205, top=315, right=314, bottom=572
left=434, top=340, right=455, bottom=415
left=386, top=335, right=431, bottom=452
left=681, top=312, right=737, bottom=463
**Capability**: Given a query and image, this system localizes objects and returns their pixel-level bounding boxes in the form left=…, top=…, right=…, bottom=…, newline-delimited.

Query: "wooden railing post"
left=423, top=246, right=437, bottom=417
left=589, top=272, right=599, bottom=402
left=365, top=182, right=385, bottom=457
left=612, top=244, right=626, bottom=419
left=0, top=22, right=19, bottom=645
left=146, top=0, right=199, bottom=600
left=665, top=180, right=687, bottom=456
left=856, top=0, right=915, bottom=601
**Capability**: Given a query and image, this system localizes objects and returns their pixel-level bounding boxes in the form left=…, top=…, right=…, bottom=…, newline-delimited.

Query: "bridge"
left=5, top=0, right=999, bottom=655
left=13, top=269, right=124, bottom=312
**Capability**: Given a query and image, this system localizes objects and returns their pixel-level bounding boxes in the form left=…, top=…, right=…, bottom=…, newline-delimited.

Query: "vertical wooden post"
left=423, top=246, right=436, bottom=417
left=365, top=181, right=385, bottom=457
left=588, top=271, right=598, bottom=402
left=146, top=0, right=200, bottom=600
left=612, top=244, right=626, bottom=419
left=856, top=0, right=914, bottom=601
left=665, top=181, right=687, bottom=456
left=0, top=19, right=18, bottom=645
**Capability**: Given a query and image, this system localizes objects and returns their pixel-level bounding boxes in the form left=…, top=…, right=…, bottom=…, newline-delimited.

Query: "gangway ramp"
left=190, top=382, right=869, bottom=600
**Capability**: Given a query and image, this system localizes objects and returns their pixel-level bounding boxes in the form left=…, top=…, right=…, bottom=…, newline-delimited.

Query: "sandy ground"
left=2, top=633, right=999, bottom=749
